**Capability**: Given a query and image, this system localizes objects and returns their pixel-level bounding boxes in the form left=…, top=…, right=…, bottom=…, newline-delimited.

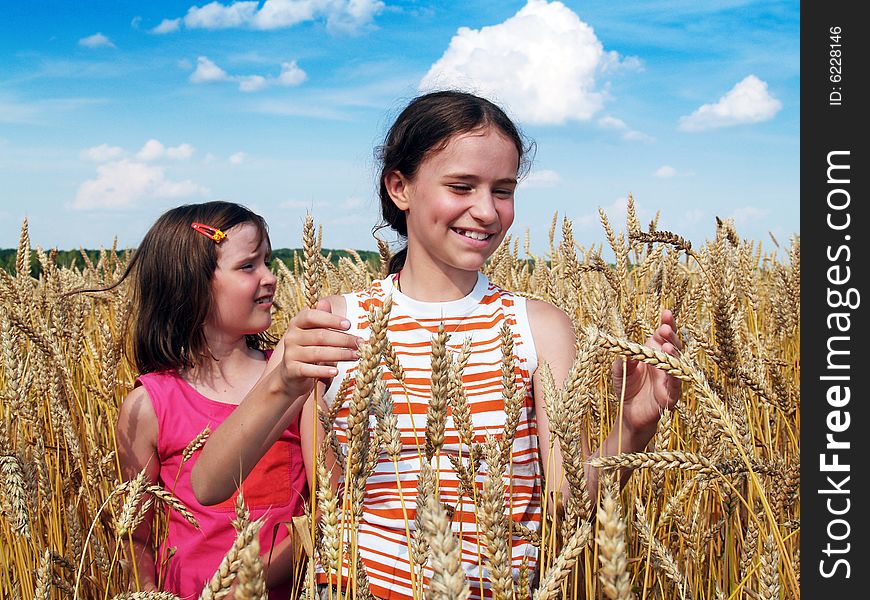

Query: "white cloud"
left=80, top=143, right=124, bottom=162
left=137, top=139, right=166, bottom=161
left=229, top=152, right=246, bottom=164
left=277, top=60, right=307, bottom=86
left=168, top=0, right=383, bottom=33
left=654, top=165, right=677, bottom=178
left=131, top=16, right=143, bottom=29
left=190, top=56, right=230, bottom=83
left=78, top=33, right=116, bottom=48
left=74, top=160, right=208, bottom=209
left=238, top=74, right=268, bottom=92
left=189, top=55, right=307, bottom=92
left=679, top=75, right=782, bottom=132
left=325, top=0, right=385, bottom=33
left=185, top=1, right=259, bottom=29
left=597, top=115, right=652, bottom=142
left=419, top=0, right=630, bottom=125
left=152, top=18, right=182, bottom=34
left=519, top=169, right=561, bottom=188
left=250, top=0, right=317, bottom=29
left=136, top=139, right=196, bottom=161
left=166, top=143, right=195, bottom=159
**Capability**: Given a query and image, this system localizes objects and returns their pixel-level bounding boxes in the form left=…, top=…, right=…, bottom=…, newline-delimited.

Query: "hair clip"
left=191, top=222, right=227, bottom=243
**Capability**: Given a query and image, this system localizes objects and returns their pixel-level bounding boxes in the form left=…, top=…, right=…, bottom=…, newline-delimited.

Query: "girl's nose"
left=469, top=191, right=498, bottom=223
left=262, top=265, right=277, bottom=287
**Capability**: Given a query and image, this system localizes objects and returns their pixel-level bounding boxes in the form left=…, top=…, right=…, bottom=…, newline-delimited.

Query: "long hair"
left=103, top=201, right=272, bottom=374
left=374, top=90, right=533, bottom=273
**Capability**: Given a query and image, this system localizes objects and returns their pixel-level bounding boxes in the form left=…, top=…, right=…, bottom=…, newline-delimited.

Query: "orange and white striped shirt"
left=322, top=272, right=541, bottom=599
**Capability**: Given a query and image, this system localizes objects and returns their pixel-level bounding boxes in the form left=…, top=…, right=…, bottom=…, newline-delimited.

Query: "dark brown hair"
left=106, top=201, right=272, bottom=374
left=375, top=90, right=533, bottom=273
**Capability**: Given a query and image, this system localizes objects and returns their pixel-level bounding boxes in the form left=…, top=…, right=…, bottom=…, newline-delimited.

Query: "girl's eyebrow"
left=443, top=173, right=518, bottom=185
left=235, top=249, right=265, bottom=262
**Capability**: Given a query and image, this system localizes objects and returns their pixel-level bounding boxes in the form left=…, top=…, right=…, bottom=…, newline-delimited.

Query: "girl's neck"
left=395, top=261, right=479, bottom=302
left=186, top=328, right=265, bottom=385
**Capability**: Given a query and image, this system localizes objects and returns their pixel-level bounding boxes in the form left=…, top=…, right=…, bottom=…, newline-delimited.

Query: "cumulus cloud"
left=654, top=165, right=677, bottom=178
left=152, top=18, right=182, bottom=34
left=229, top=152, right=246, bottom=164
left=277, top=60, right=307, bottom=86
left=80, top=144, right=124, bottom=162
left=519, top=169, right=561, bottom=188
left=190, top=56, right=230, bottom=83
left=238, top=74, right=268, bottom=92
left=597, top=115, right=652, bottom=142
left=189, top=55, right=307, bottom=91
left=420, top=0, right=631, bottom=125
left=74, top=160, right=208, bottom=209
left=135, top=139, right=196, bottom=161
left=167, top=143, right=195, bottom=159
left=139, top=140, right=185, bottom=161
left=158, top=0, right=383, bottom=34
left=679, top=75, right=782, bottom=132
left=79, top=33, right=116, bottom=48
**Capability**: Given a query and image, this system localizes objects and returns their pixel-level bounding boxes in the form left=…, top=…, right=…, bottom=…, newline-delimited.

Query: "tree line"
left=0, top=248, right=380, bottom=277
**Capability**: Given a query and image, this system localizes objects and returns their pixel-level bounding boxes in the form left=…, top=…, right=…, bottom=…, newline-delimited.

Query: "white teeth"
left=456, top=229, right=491, bottom=241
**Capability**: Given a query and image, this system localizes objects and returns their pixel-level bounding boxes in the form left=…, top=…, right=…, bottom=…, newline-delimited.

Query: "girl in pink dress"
left=114, top=201, right=308, bottom=598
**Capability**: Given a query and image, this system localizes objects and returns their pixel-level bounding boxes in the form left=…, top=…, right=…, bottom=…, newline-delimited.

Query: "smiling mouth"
left=452, top=228, right=494, bottom=241
left=255, top=295, right=273, bottom=305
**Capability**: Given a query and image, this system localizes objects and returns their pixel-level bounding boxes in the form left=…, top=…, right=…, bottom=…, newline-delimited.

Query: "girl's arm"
left=529, top=301, right=682, bottom=504
left=115, top=386, right=160, bottom=591
left=192, top=296, right=361, bottom=506
left=528, top=300, right=577, bottom=507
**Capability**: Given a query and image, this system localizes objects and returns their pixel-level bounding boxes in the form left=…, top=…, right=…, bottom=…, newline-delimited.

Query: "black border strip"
left=802, top=3, right=868, bottom=595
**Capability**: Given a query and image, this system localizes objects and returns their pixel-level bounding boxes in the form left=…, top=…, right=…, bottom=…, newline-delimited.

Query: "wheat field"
left=0, top=200, right=799, bottom=599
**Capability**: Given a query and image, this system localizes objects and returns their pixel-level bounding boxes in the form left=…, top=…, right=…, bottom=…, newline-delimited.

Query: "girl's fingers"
left=289, top=308, right=352, bottom=332
left=292, top=328, right=363, bottom=351
left=291, top=346, right=360, bottom=365
left=289, top=361, right=340, bottom=380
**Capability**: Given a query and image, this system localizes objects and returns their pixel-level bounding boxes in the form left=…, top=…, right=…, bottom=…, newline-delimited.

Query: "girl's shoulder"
left=524, top=298, right=577, bottom=365
left=116, top=383, right=158, bottom=447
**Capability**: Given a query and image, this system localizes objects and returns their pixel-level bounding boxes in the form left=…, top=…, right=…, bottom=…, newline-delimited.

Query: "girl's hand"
left=278, top=298, right=362, bottom=398
left=612, top=309, right=683, bottom=438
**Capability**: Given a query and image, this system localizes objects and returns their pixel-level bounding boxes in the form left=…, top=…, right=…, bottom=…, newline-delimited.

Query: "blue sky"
left=1, top=1, right=799, bottom=256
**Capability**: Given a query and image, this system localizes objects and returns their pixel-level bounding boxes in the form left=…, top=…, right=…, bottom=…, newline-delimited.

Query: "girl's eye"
left=494, top=188, right=515, bottom=198
left=448, top=184, right=473, bottom=193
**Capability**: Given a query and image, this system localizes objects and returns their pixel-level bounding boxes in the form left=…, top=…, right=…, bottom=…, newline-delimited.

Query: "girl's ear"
left=384, top=170, right=411, bottom=211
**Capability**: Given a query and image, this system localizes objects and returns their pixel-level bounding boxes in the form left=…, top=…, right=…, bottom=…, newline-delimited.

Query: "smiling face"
left=204, top=221, right=276, bottom=341
left=386, top=125, right=519, bottom=278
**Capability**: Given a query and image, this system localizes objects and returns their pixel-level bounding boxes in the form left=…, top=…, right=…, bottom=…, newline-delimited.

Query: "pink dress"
left=137, top=360, right=307, bottom=599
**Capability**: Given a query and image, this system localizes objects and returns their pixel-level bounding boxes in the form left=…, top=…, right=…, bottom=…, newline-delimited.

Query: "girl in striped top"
left=192, top=91, right=683, bottom=599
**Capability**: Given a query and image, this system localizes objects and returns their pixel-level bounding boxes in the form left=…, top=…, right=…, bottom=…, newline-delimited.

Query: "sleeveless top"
left=322, top=272, right=541, bottom=600
left=137, top=355, right=308, bottom=599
